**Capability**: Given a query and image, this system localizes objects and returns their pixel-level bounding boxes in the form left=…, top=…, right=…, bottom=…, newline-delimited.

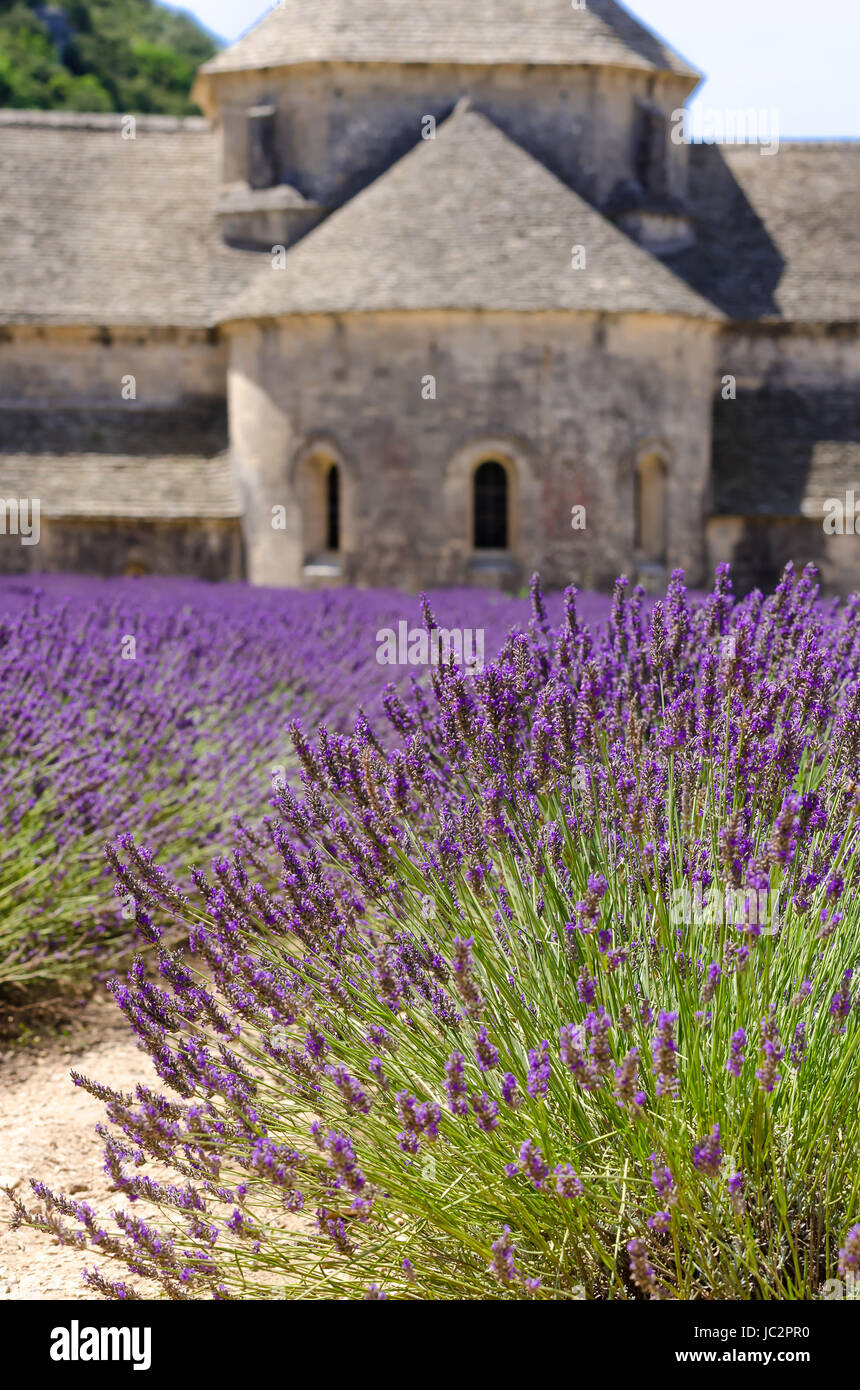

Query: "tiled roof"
left=0, top=112, right=259, bottom=328
left=198, top=0, right=699, bottom=79
left=665, top=142, right=860, bottom=324
left=219, top=104, right=720, bottom=321
left=0, top=453, right=240, bottom=519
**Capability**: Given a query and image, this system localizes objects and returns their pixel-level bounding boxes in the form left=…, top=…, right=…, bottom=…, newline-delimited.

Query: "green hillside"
left=0, top=0, right=218, bottom=113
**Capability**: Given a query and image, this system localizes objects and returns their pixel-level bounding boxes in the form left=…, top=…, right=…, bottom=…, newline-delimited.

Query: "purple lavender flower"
left=320, top=1131, right=365, bottom=1194
left=838, top=1225, right=860, bottom=1279
left=651, top=1011, right=680, bottom=1098
left=501, top=1072, right=520, bottom=1108
left=692, top=1124, right=723, bottom=1178
left=728, top=1172, right=746, bottom=1215
left=574, top=874, right=608, bottom=933
left=328, top=1064, right=371, bottom=1114
left=627, top=1238, right=660, bottom=1299
left=489, top=1226, right=519, bottom=1284
left=473, top=1025, right=499, bottom=1073
left=554, top=1163, right=583, bottom=1199
left=316, top=1207, right=355, bottom=1256
left=526, top=1040, right=551, bottom=1099
left=755, top=1007, right=785, bottom=1092
left=613, top=1047, right=645, bottom=1109
left=451, top=936, right=485, bottom=1019
left=702, top=961, right=721, bottom=1005
left=650, top=1154, right=677, bottom=1205
left=789, top=1020, right=807, bottom=1069
left=367, top=1024, right=395, bottom=1053
left=395, top=1092, right=440, bottom=1152
left=444, top=1051, right=469, bottom=1116
left=304, top=1026, right=327, bottom=1061
left=726, top=1028, right=746, bottom=1078
left=560, top=1022, right=593, bottom=1090
left=584, top=1007, right=613, bottom=1078
left=576, top=970, right=597, bottom=1005
left=470, top=1091, right=499, bottom=1133
left=518, top=1140, right=550, bottom=1191
left=368, top=1057, right=387, bottom=1087
left=830, top=969, right=853, bottom=1033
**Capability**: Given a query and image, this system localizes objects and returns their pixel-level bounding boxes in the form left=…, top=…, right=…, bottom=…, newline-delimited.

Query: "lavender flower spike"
left=692, top=1124, right=723, bottom=1178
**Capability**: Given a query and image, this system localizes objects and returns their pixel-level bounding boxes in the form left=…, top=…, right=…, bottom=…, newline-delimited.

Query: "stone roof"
left=712, top=387, right=860, bottom=517
left=219, top=104, right=720, bottom=323
left=197, top=0, right=699, bottom=82
left=0, top=453, right=240, bottom=519
left=1, top=116, right=855, bottom=333
left=0, top=112, right=258, bottom=328
left=665, top=142, right=860, bottom=324
left=801, top=443, right=860, bottom=517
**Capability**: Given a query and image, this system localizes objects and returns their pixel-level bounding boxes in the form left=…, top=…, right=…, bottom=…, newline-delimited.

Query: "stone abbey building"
left=1, top=0, right=858, bottom=593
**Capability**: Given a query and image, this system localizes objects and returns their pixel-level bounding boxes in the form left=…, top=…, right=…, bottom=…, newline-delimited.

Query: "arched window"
left=473, top=460, right=508, bottom=549
left=326, top=463, right=340, bottom=551
left=635, top=451, right=668, bottom=564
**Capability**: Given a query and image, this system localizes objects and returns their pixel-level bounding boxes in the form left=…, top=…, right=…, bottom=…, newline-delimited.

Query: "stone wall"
left=0, top=324, right=227, bottom=408
left=708, top=324, right=860, bottom=593
left=227, top=309, right=717, bottom=592
left=0, top=517, right=243, bottom=579
left=212, top=62, right=693, bottom=215
left=0, top=324, right=240, bottom=582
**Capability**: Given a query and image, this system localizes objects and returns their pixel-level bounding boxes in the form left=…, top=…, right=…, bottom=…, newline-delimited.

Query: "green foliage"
left=0, top=0, right=218, bottom=113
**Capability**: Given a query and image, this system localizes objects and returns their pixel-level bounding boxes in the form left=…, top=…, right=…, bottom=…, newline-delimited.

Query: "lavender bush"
left=0, top=577, right=543, bottom=992
left=11, top=565, right=860, bottom=1299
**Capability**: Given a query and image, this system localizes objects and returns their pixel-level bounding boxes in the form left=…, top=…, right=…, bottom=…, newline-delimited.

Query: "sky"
left=172, top=0, right=859, bottom=139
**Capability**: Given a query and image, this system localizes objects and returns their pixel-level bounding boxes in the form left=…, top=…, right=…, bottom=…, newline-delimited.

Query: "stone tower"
left=2, top=2, right=858, bottom=594
left=193, top=0, right=719, bottom=592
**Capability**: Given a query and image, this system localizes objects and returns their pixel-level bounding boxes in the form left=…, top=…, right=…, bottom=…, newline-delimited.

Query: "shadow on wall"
left=725, top=518, right=828, bottom=595
left=662, top=144, right=785, bottom=320
left=710, top=387, right=860, bottom=593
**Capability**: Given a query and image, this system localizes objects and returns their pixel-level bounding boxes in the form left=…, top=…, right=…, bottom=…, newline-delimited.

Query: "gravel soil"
left=0, top=992, right=156, bottom=1300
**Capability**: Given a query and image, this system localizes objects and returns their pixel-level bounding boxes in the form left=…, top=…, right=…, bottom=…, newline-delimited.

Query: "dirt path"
left=0, top=993, right=156, bottom=1300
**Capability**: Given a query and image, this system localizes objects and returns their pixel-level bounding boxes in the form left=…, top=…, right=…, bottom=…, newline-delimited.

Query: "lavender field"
left=1, top=576, right=591, bottom=992
left=4, top=566, right=860, bottom=1301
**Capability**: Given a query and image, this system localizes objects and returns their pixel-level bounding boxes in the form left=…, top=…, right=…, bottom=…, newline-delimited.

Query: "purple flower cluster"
left=10, top=562, right=860, bottom=1302
left=755, top=1008, right=785, bottom=1093
left=692, top=1125, right=723, bottom=1178
left=726, top=1028, right=747, bottom=1078
left=651, top=1011, right=680, bottom=1098
left=0, top=578, right=539, bottom=989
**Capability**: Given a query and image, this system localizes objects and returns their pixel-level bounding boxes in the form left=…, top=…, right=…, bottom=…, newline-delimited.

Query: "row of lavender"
left=13, top=564, right=860, bottom=1299
left=0, top=575, right=567, bottom=992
